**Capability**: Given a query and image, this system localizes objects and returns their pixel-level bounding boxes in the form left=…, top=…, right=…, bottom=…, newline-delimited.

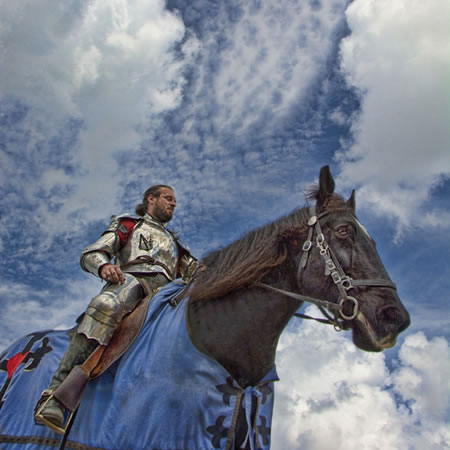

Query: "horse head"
left=293, top=165, right=410, bottom=351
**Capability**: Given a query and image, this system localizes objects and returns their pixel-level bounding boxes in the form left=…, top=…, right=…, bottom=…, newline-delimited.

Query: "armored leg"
left=34, top=276, right=142, bottom=431
left=35, top=333, right=97, bottom=430
left=77, top=274, right=146, bottom=345
left=35, top=273, right=168, bottom=431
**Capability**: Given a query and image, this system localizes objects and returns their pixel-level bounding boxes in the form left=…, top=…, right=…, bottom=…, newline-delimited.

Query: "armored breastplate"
left=117, top=214, right=179, bottom=279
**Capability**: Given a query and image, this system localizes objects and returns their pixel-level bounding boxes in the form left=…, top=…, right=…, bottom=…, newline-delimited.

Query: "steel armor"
left=78, top=213, right=197, bottom=344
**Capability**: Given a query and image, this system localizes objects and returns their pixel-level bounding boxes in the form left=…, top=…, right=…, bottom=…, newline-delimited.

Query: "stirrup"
left=34, top=390, right=74, bottom=435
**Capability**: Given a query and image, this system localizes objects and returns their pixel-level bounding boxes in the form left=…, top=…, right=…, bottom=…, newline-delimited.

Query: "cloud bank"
left=337, top=0, right=450, bottom=240
left=273, top=314, right=450, bottom=449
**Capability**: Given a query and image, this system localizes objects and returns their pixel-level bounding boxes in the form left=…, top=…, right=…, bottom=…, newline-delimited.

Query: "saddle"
left=93, top=293, right=151, bottom=378
left=90, top=279, right=187, bottom=378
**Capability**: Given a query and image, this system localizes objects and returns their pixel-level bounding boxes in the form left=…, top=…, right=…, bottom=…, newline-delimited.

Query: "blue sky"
left=0, top=0, right=449, bottom=448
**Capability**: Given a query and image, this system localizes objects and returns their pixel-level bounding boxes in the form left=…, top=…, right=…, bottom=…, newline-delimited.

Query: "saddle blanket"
left=0, top=281, right=278, bottom=449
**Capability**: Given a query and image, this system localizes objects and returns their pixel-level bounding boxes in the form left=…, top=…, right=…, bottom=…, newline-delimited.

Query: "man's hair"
left=135, top=184, right=173, bottom=216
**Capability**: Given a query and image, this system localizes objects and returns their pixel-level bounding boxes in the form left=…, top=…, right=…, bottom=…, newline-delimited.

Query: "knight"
left=34, top=184, right=200, bottom=431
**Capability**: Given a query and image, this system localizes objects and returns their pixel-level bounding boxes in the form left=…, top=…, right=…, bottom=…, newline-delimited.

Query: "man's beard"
left=152, top=203, right=173, bottom=222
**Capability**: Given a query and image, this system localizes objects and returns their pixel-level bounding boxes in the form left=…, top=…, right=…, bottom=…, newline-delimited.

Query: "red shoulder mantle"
left=117, top=218, right=138, bottom=248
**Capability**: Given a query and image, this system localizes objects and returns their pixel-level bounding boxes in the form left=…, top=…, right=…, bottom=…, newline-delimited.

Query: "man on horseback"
left=35, top=185, right=199, bottom=432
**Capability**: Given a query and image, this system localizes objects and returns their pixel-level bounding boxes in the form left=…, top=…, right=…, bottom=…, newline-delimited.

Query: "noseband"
left=256, top=206, right=397, bottom=330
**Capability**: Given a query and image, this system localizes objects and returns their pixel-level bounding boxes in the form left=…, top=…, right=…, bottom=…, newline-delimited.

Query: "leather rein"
left=256, top=206, right=397, bottom=331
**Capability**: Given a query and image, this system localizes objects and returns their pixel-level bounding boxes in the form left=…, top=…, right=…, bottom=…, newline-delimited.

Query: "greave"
left=48, top=332, right=98, bottom=391
left=35, top=332, right=98, bottom=432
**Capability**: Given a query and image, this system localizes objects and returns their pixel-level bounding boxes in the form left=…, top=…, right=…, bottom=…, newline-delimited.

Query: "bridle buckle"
left=331, top=271, right=341, bottom=284
left=340, top=277, right=353, bottom=291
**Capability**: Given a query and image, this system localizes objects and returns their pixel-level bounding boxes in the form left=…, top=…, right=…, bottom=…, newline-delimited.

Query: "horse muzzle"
left=352, top=304, right=410, bottom=352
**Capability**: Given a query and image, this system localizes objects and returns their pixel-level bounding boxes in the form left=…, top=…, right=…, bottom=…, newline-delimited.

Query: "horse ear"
left=346, top=189, right=356, bottom=212
left=316, top=165, right=335, bottom=208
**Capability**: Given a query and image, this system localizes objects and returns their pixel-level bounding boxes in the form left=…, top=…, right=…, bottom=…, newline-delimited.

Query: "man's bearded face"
left=148, top=187, right=176, bottom=222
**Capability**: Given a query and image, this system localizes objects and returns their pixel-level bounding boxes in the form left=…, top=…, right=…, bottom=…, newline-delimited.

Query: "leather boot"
left=34, top=333, right=97, bottom=430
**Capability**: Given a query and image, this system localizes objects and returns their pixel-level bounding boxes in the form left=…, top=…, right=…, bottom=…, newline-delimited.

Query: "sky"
left=0, top=0, right=449, bottom=448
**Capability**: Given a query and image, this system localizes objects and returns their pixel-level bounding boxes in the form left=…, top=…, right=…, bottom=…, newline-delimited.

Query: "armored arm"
left=177, top=253, right=202, bottom=282
left=80, top=217, right=122, bottom=277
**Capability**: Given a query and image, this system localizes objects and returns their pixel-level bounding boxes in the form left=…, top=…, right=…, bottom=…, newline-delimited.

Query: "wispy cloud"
left=0, top=277, right=101, bottom=350
left=209, top=0, right=347, bottom=133
left=117, top=0, right=351, bottom=255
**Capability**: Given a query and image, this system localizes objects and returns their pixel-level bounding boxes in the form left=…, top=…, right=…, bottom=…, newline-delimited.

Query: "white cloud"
left=272, top=314, right=450, bottom=449
left=393, top=332, right=449, bottom=420
left=0, top=0, right=199, bottom=234
left=328, top=107, right=349, bottom=126
left=336, top=0, right=450, bottom=240
left=0, top=278, right=101, bottom=351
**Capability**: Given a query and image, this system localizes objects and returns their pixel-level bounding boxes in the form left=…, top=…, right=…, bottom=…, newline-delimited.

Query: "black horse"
left=0, top=166, right=409, bottom=449
left=186, top=165, right=410, bottom=446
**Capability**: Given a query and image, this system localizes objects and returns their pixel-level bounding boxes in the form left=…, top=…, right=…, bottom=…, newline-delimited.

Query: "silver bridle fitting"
left=257, top=205, right=397, bottom=330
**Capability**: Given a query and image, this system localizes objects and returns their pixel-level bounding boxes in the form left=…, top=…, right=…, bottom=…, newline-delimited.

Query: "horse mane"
left=189, top=189, right=352, bottom=303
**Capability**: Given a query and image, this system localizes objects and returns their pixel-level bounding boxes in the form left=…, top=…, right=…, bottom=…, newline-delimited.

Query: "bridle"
left=256, top=206, right=397, bottom=330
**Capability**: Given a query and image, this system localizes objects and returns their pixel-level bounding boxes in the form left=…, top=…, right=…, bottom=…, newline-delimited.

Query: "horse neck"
left=187, top=262, right=302, bottom=388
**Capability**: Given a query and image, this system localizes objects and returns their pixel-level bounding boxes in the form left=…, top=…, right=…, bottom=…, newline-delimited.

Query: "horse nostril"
left=383, top=307, right=398, bottom=321
left=380, top=306, right=403, bottom=327
left=380, top=306, right=410, bottom=332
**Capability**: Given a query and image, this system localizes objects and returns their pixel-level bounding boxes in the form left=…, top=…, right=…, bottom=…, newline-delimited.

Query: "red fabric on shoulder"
left=117, top=219, right=137, bottom=248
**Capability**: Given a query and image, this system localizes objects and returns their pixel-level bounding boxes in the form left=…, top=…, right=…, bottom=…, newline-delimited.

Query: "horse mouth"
left=352, top=312, right=398, bottom=352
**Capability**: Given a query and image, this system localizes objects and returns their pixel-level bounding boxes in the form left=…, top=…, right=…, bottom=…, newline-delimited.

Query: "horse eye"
left=336, top=226, right=350, bottom=238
